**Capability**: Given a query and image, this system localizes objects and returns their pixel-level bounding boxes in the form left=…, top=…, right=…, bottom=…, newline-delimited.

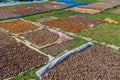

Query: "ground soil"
left=42, top=45, right=120, bottom=80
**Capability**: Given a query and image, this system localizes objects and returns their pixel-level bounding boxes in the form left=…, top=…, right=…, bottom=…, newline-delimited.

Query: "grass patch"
left=9, top=64, right=46, bottom=80
left=23, top=10, right=80, bottom=22
left=78, top=23, right=120, bottom=46
left=67, top=35, right=88, bottom=50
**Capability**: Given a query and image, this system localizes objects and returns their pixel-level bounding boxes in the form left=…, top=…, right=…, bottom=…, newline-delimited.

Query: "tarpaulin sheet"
left=56, top=0, right=89, bottom=7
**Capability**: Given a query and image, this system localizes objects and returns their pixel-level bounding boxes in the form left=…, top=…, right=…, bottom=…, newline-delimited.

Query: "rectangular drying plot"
left=18, top=28, right=60, bottom=48
left=41, top=45, right=120, bottom=80
left=71, top=7, right=100, bottom=14
left=39, top=2, right=69, bottom=11
left=41, top=19, right=89, bottom=33
left=40, top=40, right=73, bottom=57
left=71, top=1, right=120, bottom=14
left=0, top=19, right=39, bottom=34
left=0, top=2, right=69, bottom=20
left=65, top=15, right=104, bottom=27
left=0, top=42, right=48, bottom=80
left=0, top=31, right=48, bottom=79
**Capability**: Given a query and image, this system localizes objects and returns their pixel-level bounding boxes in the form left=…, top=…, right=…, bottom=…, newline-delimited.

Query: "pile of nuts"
left=19, top=28, right=59, bottom=47
left=0, top=19, right=39, bottom=34
left=42, top=46, right=120, bottom=80
left=0, top=42, right=48, bottom=80
left=0, top=31, right=16, bottom=44
left=65, top=15, right=104, bottom=27
left=0, top=31, right=48, bottom=80
left=0, top=2, right=68, bottom=20
left=41, top=19, right=88, bottom=33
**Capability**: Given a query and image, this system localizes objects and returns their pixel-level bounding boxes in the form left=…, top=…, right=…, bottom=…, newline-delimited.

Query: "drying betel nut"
left=42, top=46, right=120, bottom=80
